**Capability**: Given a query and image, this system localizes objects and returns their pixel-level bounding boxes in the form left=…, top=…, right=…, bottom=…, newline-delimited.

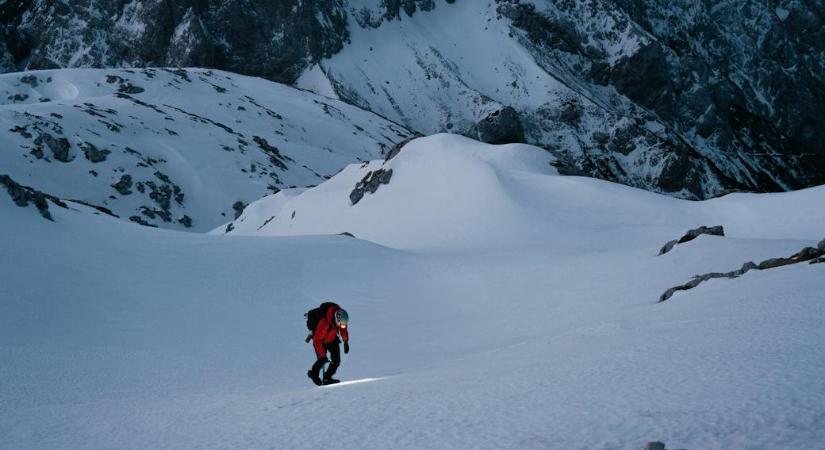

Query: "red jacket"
left=313, top=306, right=349, bottom=358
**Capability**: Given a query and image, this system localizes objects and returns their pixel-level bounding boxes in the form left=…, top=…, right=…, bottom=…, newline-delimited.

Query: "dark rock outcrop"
left=477, top=107, right=525, bottom=145
left=495, top=0, right=825, bottom=198
left=34, top=132, right=72, bottom=162
left=350, top=168, right=392, bottom=205
left=232, top=201, right=246, bottom=219
left=0, top=0, right=357, bottom=84
left=178, top=215, right=193, bottom=228
left=0, top=174, right=66, bottom=220
left=253, top=136, right=289, bottom=170
left=659, top=225, right=724, bottom=255
left=81, top=142, right=110, bottom=163
left=111, top=175, right=133, bottom=195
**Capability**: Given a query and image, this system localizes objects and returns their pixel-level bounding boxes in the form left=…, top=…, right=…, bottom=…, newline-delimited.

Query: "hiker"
left=306, top=302, right=350, bottom=385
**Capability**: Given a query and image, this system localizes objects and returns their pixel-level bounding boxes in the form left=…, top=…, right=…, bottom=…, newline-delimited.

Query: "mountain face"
left=1, top=0, right=823, bottom=199
left=322, top=0, right=825, bottom=199
left=0, top=0, right=350, bottom=82
left=0, top=68, right=409, bottom=230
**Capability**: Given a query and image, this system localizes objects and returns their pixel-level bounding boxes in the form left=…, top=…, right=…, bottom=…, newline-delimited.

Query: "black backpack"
left=305, top=302, right=339, bottom=332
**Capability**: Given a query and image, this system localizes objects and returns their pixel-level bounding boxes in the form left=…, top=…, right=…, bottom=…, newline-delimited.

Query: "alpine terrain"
left=1, top=1, right=824, bottom=450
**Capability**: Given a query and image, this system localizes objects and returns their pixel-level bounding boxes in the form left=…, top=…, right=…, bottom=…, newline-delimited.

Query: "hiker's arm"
left=313, top=322, right=327, bottom=358
left=340, top=326, right=349, bottom=342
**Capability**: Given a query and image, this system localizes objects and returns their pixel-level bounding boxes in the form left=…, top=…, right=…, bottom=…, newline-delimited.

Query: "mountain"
left=0, top=68, right=409, bottom=230
left=3, top=0, right=822, bottom=199
left=319, top=0, right=825, bottom=198
left=3, top=133, right=824, bottom=449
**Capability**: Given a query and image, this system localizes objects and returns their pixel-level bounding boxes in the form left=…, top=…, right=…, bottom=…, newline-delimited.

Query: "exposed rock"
left=253, top=136, right=288, bottom=170
left=165, top=7, right=209, bottom=67
left=81, top=142, right=110, bottom=163
left=350, top=168, right=392, bottom=205
left=232, top=201, right=246, bottom=219
left=10, top=125, right=32, bottom=139
left=34, top=132, right=72, bottom=162
left=733, top=261, right=758, bottom=276
left=111, top=175, right=133, bottom=195
left=477, top=106, right=525, bottom=145
left=818, top=239, right=825, bottom=251
left=68, top=199, right=118, bottom=218
left=659, top=225, right=725, bottom=255
left=118, top=83, right=145, bottom=94
left=129, top=215, right=157, bottom=227
left=178, top=215, right=193, bottom=228
left=0, top=174, right=67, bottom=221
left=658, top=240, right=679, bottom=256
left=660, top=243, right=825, bottom=302
left=678, top=225, right=724, bottom=243
left=385, top=134, right=421, bottom=162
left=147, top=182, right=173, bottom=211
left=644, top=443, right=665, bottom=450
left=20, top=74, right=38, bottom=87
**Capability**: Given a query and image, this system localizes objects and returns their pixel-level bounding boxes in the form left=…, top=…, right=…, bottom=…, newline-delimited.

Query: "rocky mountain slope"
left=1, top=0, right=822, bottom=199
left=319, top=0, right=824, bottom=199
left=0, top=68, right=409, bottom=230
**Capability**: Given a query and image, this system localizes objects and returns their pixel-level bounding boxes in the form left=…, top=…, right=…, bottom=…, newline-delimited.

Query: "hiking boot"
left=322, top=377, right=340, bottom=385
left=307, top=370, right=322, bottom=386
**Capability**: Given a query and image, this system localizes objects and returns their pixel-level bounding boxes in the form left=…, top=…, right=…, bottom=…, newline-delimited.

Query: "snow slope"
left=0, top=68, right=410, bottom=231
left=2, top=135, right=824, bottom=449
left=225, top=134, right=825, bottom=251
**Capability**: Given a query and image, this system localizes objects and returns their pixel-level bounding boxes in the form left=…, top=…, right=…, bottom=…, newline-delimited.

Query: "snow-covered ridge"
left=222, top=134, right=825, bottom=251
left=0, top=68, right=410, bottom=231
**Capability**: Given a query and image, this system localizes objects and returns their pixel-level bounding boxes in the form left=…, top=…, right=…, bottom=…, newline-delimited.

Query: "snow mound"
left=224, top=134, right=561, bottom=249
left=223, top=134, right=825, bottom=251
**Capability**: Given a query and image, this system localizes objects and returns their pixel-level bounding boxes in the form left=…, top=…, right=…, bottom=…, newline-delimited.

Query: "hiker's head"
left=334, top=309, right=349, bottom=329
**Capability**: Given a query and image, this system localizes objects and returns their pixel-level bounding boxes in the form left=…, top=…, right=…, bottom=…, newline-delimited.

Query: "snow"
left=294, top=64, right=340, bottom=100
left=0, top=68, right=409, bottom=230
left=2, top=134, right=824, bottom=449
left=225, top=134, right=825, bottom=251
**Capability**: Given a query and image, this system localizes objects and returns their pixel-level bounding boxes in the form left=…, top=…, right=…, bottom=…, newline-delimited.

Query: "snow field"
left=1, top=134, right=824, bottom=449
